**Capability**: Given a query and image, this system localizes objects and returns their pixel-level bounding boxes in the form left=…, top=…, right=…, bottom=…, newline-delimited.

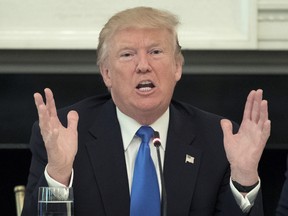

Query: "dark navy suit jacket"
left=276, top=155, right=288, bottom=215
left=22, top=94, right=263, bottom=216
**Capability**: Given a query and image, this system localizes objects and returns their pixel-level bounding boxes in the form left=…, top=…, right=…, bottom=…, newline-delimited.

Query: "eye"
left=149, top=49, right=163, bottom=55
left=119, top=51, right=134, bottom=60
left=121, top=52, right=132, bottom=57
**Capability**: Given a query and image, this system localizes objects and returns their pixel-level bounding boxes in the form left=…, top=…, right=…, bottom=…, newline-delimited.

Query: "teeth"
left=139, top=87, right=152, bottom=92
left=140, top=81, right=152, bottom=85
left=136, top=80, right=154, bottom=91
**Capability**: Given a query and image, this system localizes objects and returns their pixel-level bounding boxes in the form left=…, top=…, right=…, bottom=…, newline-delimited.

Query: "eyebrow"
left=117, top=42, right=165, bottom=51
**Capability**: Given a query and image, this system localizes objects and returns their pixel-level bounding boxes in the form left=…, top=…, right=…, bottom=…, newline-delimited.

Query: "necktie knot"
left=136, top=126, right=154, bottom=144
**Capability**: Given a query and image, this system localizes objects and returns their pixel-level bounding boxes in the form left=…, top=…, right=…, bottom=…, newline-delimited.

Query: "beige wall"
left=0, top=0, right=287, bottom=49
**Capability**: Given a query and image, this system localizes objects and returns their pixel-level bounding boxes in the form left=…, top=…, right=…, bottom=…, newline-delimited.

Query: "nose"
left=136, top=53, right=152, bottom=73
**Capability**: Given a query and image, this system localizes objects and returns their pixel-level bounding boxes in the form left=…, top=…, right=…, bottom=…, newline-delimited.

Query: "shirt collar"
left=116, top=107, right=169, bottom=151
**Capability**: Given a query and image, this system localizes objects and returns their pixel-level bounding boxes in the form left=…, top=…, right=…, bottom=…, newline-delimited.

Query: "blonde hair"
left=96, top=6, right=184, bottom=66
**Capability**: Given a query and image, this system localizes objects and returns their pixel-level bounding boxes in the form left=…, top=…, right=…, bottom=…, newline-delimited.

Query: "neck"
left=129, top=108, right=168, bottom=125
left=116, top=106, right=169, bottom=126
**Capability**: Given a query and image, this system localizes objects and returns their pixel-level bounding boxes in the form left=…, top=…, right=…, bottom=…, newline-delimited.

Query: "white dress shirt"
left=45, top=106, right=259, bottom=212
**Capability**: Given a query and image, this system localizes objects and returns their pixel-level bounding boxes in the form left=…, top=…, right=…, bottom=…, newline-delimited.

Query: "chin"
left=138, top=101, right=166, bottom=113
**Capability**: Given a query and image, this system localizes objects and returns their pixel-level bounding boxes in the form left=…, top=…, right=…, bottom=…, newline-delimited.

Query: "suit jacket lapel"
left=83, top=99, right=203, bottom=215
left=85, top=100, right=130, bottom=216
left=164, top=102, right=203, bottom=215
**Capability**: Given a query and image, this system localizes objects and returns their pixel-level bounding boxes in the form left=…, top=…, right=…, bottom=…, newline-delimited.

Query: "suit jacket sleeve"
left=21, top=122, right=49, bottom=216
left=276, top=154, right=288, bottom=216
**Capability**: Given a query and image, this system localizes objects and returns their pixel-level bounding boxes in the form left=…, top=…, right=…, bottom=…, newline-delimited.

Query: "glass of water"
left=38, top=187, right=74, bottom=216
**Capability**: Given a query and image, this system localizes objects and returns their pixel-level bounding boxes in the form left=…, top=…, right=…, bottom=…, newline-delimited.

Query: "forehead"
left=110, top=27, right=174, bottom=49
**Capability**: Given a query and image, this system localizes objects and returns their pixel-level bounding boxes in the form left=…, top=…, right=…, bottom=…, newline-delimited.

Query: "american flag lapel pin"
left=185, top=154, right=195, bottom=164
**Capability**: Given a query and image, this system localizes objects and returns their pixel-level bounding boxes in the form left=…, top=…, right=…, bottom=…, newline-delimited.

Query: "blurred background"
left=1, top=0, right=288, bottom=215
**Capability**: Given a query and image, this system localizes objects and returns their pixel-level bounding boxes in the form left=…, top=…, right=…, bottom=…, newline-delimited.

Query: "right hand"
left=34, top=88, right=79, bottom=186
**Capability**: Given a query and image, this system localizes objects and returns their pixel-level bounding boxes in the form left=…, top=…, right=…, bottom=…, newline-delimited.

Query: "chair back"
left=14, top=185, right=25, bottom=216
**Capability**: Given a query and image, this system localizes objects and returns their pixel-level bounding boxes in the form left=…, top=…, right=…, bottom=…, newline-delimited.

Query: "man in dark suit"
left=21, top=7, right=271, bottom=216
left=276, top=155, right=288, bottom=215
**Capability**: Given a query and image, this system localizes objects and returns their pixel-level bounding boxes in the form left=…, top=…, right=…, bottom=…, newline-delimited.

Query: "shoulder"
left=58, top=93, right=111, bottom=113
left=170, top=99, right=239, bottom=131
left=171, top=99, right=224, bottom=120
left=56, top=93, right=113, bottom=124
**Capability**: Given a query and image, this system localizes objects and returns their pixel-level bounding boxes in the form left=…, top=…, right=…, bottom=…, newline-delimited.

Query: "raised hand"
left=34, top=88, right=79, bottom=186
left=221, top=89, right=271, bottom=186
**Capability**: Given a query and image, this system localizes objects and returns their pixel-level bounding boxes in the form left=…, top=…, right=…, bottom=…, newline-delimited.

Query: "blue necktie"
left=130, top=126, right=160, bottom=216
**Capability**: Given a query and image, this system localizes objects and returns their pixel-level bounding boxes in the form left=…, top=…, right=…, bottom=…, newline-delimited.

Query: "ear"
left=174, top=60, right=182, bottom=82
left=100, top=63, right=112, bottom=88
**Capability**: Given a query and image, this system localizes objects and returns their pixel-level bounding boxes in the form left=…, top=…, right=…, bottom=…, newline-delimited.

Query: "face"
left=100, top=28, right=182, bottom=125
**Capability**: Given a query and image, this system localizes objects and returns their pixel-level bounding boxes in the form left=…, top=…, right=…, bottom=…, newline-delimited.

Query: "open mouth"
left=136, top=80, right=155, bottom=92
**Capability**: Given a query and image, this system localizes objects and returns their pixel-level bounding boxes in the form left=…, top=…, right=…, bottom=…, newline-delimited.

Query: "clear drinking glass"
left=38, top=187, right=74, bottom=216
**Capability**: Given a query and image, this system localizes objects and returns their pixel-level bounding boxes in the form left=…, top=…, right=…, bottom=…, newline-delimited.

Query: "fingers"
left=34, top=88, right=59, bottom=134
left=241, top=89, right=271, bottom=143
left=220, top=119, right=233, bottom=138
left=261, top=120, right=271, bottom=143
left=242, top=90, right=255, bottom=121
left=259, top=99, right=271, bottom=142
left=34, top=88, right=55, bottom=114
left=44, top=88, right=58, bottom=118
left=258, top=100, right=269, bottom=130
left=34, top=92, right=48, bottom=129
left=34, top=88, right=79, bottom=131
left=34, top=92, right=44, bottom=108
left=242, top=89, right=264, bottom=123
left=67, top=111, right=79, bottom=131
left=251, top=89, right=263, bottom=122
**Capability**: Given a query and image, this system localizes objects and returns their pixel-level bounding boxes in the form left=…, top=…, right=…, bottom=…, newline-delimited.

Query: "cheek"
left=165, top=65, right=182, bottom=84
left=107, top=71, right=129, bottom=93
left=102, top=66, right=124, bottom=89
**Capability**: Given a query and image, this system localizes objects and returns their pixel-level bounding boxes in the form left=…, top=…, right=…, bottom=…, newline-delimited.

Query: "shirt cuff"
left=44, top=165, right=74, bottom=188
left=230, top=177, right=260, bottom=213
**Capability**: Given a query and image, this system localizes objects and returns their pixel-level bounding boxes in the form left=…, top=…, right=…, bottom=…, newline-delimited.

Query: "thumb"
left=67, top=110, right=79, bottom=131
left=220, top=119, right=233, bottom=138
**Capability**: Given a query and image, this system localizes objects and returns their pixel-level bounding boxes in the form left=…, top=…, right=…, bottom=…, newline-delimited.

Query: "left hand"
left=221, top=89, right=271, bottom=186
